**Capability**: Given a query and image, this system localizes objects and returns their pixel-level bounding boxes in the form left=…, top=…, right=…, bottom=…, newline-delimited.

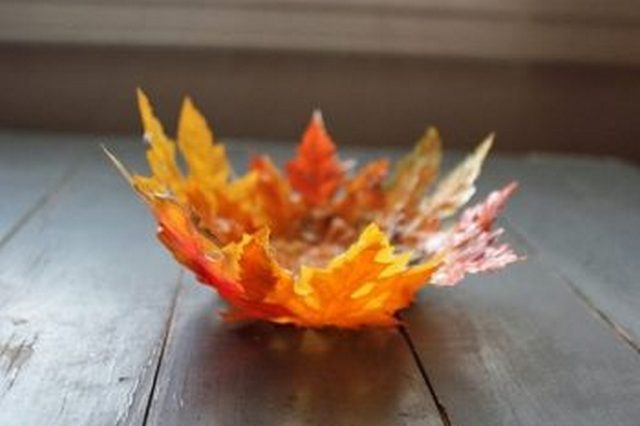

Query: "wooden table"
left=1, top=131, right=639, bottom=425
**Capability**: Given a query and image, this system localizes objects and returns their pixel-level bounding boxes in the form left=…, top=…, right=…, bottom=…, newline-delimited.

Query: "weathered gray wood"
left=3, top=134, right=639, bottom=425
left=145, top=277, right=443, bottom=426
left=478, top=155, right=640, bottom=345
left=0, top=132, right=87, bottom=242
left=0, top=138, right=181, bottom=425
left=401, top=231, right=640, bottom=425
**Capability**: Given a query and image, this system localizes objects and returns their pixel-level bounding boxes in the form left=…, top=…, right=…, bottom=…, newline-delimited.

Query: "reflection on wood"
left=146, top=279, right=442, bottom=426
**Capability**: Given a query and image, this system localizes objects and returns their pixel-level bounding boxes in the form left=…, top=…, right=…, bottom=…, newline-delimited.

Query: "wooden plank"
left=478, top=155, right=640, bottom=345
left=0, top=131, right=87, bottom=242
left=145, top=277, right=443, bottom=426
left=401, top=234, right=640, bottom=425
left=0, top=138, right=181, bottom=425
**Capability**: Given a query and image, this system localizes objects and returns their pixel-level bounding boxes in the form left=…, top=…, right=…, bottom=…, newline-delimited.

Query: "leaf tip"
left=181, top=95, right=194, bottom=111
left=425, top=126, right=440, bottom=139
left=478, top=133, right=494, bottom=156
left=312, top=109, right=325, bottom=127
left=101, top=144, right=133, bottom=185
left=136, top=87, right=149, bottom=111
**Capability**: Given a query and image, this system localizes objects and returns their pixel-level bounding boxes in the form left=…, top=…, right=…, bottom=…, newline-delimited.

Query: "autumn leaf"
left=177, top=97, right=230, bottom=188
left=250, top=155, right=302, bottom=236
left=334, top=159, right=389, bottom=224
left=135, top=89, right=184, bottom=199
left=286, top=111, right=344, bottom=207
left=421, top=134, right=493, bottom=219
left=106, top=90, right=522, bottom=328
left=430, top=182, right=521, bottom=286
left=269, top=224, right=440, bottom=328
left=385, top=127, right=442, bottom=215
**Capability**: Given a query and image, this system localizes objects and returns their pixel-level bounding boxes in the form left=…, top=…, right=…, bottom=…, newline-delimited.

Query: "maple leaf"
left=430, top=182, right=522, bottom=286
left=421, top=134, right=493, bottom=219
left=334, top=159, right=389, bottom=224
left=385, top=127, right=442, bottom=215
left=286, top=111, right=344, bottom=207
left=395, top=136, right=494, bottom=244
left=177, top=97, right=230, bottom=188
left=106, top=90, right=522, bottom=329
left=135, top=89, right=184, bottom=198
left=250, top=155, right=303, bottom=236
left=268, top=224, right=440, bottom=328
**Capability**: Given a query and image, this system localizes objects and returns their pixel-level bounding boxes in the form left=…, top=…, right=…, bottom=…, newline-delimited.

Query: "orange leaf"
left=237, top=230, right=282, bottom=301
left=226, top=230, right=295, bottom=321
left=286, top=111, right=344, bottom=206
left=250, top=155, right=302, bottom=236
left=334, top=159, right=389, bottom=223
left=270, top=224, right=439, bottom=328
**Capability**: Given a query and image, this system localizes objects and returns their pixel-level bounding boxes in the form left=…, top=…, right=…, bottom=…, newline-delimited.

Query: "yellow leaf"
left=270, top=224, right=438, bottom=328
left=421, top=135, right=493, bottom=219
left=136, top=89, right=184, bottom=198
left=177, top=97, right=230, bottom=188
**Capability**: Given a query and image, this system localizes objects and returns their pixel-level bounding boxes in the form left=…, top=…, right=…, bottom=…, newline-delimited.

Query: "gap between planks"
left=397, top=215, right=640, bottom=426
left=398, top=325, right=453, bottom=426
left=141, top=269, right=185, bottom=426
left=504, top=218, right=640, bottom=356
left=0, top=160, right=81, bottom=251
left=392, top=216, right=537, bottom=426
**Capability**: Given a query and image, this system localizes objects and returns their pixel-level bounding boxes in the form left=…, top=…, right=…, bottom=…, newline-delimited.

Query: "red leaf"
left=286, top=111, right=344, bottom=206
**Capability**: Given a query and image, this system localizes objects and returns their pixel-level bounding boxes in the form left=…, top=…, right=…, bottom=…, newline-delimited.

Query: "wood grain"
left=0, top=132, right=86, bottom=242
left=1, top=135, right=639, bottom=425
left=477, top=155, right=640, bottom=345
left=145, top=277, right=443, bottom=426
left=0, top=137, right=181, bottom=426
left=364, top=146, right=640, bottom=425
left=401, top=238, right=640, bottom=425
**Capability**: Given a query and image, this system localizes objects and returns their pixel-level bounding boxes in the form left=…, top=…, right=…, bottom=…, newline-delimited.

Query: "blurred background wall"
left=0, top=0, right=638, bottom=160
